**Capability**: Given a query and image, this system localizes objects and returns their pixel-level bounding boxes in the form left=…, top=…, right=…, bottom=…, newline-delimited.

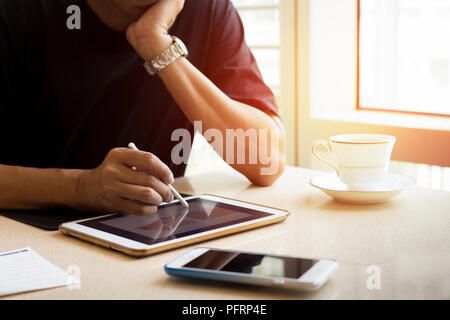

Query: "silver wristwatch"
left=143, top=36, right=188, bottom=75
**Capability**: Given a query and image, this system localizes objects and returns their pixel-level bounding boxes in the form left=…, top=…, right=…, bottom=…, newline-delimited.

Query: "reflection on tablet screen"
left=79, top=198, right=272, bottom=245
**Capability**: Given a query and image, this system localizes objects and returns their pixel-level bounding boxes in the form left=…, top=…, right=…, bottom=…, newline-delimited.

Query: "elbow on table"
left=248, top=156, right=286, bottom=187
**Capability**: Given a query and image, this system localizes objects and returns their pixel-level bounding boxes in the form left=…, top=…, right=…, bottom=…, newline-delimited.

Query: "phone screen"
left=183, top=249, right=319, bottom=279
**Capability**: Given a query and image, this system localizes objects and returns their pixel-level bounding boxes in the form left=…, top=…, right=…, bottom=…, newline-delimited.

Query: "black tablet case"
left=0, top=193, right=192, bottom=230
left=0, top=209, right=97, bottom=230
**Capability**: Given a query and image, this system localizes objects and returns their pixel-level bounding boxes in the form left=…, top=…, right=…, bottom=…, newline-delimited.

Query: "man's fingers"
left=115, top=181, right=164, bottom=206
left=117, top=148, right=174, bottom=184
left=140, top=0, right=185, bottom=24
left=114, top=197, right=158, bottom=216
left=117, top=166, right=174, bottom=203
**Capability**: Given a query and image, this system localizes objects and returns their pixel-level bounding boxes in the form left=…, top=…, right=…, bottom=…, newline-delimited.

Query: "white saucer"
left=310, top=172, right=415, bottom=204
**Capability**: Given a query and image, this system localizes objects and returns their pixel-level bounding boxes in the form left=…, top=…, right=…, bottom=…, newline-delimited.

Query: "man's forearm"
left=158, top=57, right=286, bottom=185
left=0, top=164, right=82, bottom=210
left=125, top=0, right=285, bottom=185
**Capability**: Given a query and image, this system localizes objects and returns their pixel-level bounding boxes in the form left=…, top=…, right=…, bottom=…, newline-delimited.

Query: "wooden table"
left=1, top=166, right=449, bottom=299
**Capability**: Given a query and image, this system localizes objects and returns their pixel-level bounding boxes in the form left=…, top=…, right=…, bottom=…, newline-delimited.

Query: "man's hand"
left=126, top=0, right=185, bottom=61
left=77, top=148, right=174, bottom=215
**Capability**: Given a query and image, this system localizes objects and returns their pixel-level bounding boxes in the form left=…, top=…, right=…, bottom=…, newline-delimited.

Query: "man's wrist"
left=141, top=33, right=173, bottom=61
left=71, top=169, right=94, bottom=211
left=52, top=168, right=91, bottom=211
left=16, top=167, right=87, bottom=210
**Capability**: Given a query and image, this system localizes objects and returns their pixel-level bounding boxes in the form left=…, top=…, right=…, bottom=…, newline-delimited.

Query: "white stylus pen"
left=128, top=142, right=189, bottom=208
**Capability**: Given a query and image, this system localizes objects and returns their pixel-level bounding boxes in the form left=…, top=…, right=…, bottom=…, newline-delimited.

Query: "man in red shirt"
left=0, top=0, right=286, bottom=216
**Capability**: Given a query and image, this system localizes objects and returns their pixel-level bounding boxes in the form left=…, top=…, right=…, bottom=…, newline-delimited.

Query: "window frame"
left=295, top=0, right=450, bottom=170
left=356, top=0, right=450, bottom=118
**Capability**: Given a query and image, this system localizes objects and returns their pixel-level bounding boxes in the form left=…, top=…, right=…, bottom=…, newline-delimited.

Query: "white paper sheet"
left=0, top=247, right=77, bottom=297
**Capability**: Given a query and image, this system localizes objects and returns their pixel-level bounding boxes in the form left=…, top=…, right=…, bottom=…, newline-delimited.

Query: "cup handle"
left=312, top=140, right=340, bottom=176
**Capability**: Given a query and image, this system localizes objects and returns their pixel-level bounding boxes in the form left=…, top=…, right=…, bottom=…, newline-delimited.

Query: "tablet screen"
left=78, top=198, right=274, bottom=245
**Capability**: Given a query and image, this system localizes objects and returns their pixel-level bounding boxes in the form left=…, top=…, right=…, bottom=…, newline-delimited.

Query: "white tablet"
left=59, top=194, right=289, bottom=257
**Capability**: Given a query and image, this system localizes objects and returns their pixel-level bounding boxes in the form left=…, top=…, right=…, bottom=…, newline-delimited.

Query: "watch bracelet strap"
left=143, top=36, right=186, bottom=75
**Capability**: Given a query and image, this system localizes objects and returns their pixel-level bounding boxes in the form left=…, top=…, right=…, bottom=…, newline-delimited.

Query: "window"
left=299, top=0, right=449, bottom=171
left=359, top=0, right=450, bottom=116
left=232, top=0, right=281, bottom=96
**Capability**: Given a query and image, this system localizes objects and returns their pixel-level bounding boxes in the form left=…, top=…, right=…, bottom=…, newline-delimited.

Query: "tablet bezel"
left=59, top=194, right=289, bottom=257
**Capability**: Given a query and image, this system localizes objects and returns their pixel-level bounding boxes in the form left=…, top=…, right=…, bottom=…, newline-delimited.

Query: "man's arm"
left=0, top=149, right=175, bottom=213
left=157, top=57, right=286, bottom=186
left=0, top=165, right=81, bottom=210
left=126, top=0, right=286, bottom=186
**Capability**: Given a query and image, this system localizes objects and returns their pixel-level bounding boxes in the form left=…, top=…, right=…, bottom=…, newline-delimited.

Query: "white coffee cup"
left=312, top=134, right=396, bottom=188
